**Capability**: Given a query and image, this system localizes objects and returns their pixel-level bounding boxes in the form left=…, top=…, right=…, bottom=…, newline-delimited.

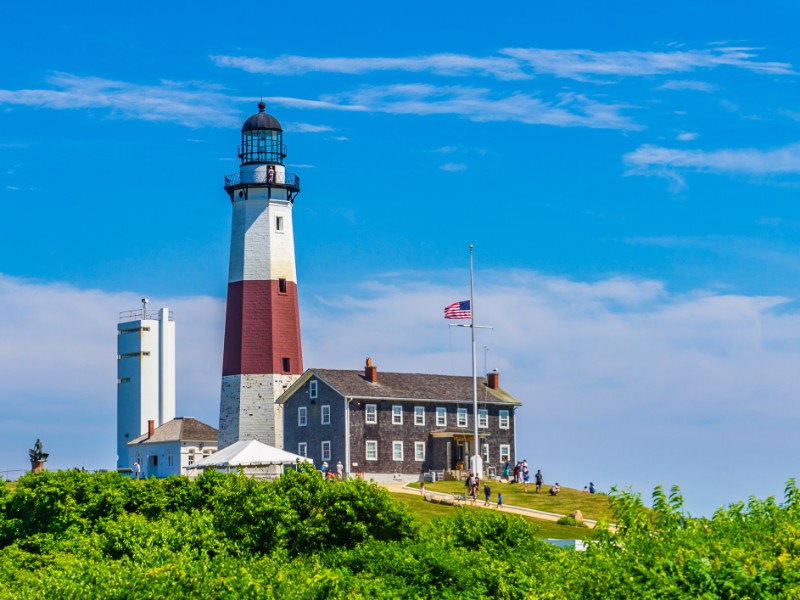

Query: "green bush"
left=2, top=471, right=800, bottom=598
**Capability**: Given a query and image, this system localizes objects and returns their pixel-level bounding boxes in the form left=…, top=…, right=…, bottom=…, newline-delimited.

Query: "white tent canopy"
left=187, top=439, right=312, bottom=476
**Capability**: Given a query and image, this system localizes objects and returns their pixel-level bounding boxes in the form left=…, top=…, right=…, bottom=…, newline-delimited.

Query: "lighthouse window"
left=279, top=278, right=287, bottom=294
left=276, top=216, right=284, bottom=231
left=282, top=357, right=291, bottom=372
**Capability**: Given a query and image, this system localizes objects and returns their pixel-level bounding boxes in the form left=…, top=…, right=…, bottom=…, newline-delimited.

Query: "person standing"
left=535, top=469, right=543, bottom=493
left=336, top=460, right=343, bottom=480
left=133, top=461, right=141, bottom=480
left=589, top=482, right=596, bottom=494
left=483, top=482, right=492, bottom=506
left=523, top=467, right=530, bottom=492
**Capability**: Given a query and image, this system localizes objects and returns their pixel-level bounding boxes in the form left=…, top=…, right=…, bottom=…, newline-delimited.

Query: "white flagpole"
left=469, top=245, right=480, bottom=476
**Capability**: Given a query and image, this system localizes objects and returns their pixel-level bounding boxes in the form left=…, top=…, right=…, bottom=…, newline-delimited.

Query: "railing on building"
left=119, top=309, right=175, bottom=323
left=223, top=171, right=300, bottom=191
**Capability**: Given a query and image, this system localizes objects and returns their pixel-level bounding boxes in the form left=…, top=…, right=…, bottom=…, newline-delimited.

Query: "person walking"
left=496, top=493, right=503, bottom=510
left=523, top=467, right=530, bottom=492
left=535, top=469, right=543, bottom=493
left=483, top=482, right=492, bottom=506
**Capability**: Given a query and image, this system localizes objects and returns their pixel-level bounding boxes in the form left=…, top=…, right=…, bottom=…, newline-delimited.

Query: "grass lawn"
left=390, top=492, right=591, bottom=540
left=406, top=481, right=614, bottom=522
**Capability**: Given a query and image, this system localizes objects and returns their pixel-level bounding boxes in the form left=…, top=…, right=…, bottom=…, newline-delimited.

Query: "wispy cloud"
left=440, top=162, right=467, bottom=172
left=270, top=85, right=639, bottom=130
left=504, top=47, right=794, bottom=81
left=676, top=132, right=698, bottom=141
left=283, top=122, right=335, bottom=133
left=213, top=47, right=794, bottom=83
left=624, top=143, right=800, bottom=189
left=0, top=73, right=240, bottom=128
left=657, top=79, right=718, bottom=92
left=211, top=53, right=529, bottom=80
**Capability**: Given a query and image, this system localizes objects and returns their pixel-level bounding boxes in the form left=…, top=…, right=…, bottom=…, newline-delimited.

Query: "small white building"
left=128, top=417, right=218, bottom=478
left=117, top=305, right=176, bottom=468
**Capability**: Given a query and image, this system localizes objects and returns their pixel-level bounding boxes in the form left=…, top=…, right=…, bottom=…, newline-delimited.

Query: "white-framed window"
left=365, top=404, right=377, bottom=424
left=414, top=406, right=425, bottom=426
left=499, top=444, right=510, bottom=462
left=436, top=407, right=446, bottom=427
left=482, top=443, right=489, bottom=463
left=187, top=449, right=195, bottom=466
left=392, top=405, right=403, bottom=425
left=366, top=440, right=378, bottom=461
left=321, top=441, right=331, bottom=461
left=298, top=442, right=307, bottom=458
left=309, top=380, right=318, bottom=399
left=276, top=215, right=284, bottom=231
left=415, top=442, right=425, bottom=462
left=321, top=404, right=331, bottom=425
left=457, top=408, right=468, bottom=428
left=478, top=409, right=488, bottom=429
left=499, top=410, right=510, bottom=429
left=298, top=406, right=307, bottom=427
left=167, top=448, right=174, bottom=467
left=392, top=441, right=404, bottom=461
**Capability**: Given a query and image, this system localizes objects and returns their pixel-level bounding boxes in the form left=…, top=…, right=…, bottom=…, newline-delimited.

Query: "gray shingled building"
left=279, top=360, right=521, bottom=482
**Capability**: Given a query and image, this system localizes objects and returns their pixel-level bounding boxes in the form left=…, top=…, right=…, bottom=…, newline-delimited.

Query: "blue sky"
left=2, top=1, right=800, bottom=515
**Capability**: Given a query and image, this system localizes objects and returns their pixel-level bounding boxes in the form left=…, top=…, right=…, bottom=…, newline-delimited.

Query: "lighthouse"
left=218, top=102, right=304, bottom=450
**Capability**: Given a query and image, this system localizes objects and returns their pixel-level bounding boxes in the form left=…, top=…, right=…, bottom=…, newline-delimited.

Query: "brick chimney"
left=365, top=357, right=378, bottom=383
left=148, top=419, right=155, bottom=438
left=487, top=369, right=499, bottom=390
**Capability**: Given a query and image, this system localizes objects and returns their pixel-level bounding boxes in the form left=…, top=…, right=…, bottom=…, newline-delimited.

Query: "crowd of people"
left=464, top=472, right=503, bottom=509
left=503, top=459, right=545, bottom=493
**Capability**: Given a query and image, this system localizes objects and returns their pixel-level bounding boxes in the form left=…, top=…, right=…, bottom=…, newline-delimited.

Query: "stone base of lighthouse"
left=218, top=373, right=299, bottom=449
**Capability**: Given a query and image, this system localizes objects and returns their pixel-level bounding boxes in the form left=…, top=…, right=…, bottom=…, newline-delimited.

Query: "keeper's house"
left=280, top=359, right=521, bottom=482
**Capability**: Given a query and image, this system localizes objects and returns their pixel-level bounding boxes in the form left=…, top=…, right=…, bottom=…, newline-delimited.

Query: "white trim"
left=499, top=444, right=510, bottom=462
left=392, top=441, right=403, bottom=461
left=392, top=405, right=403, bottom=425
left=321, top=404, right=331, bottom=425
left=499, top=409, right=509, bottom=429
left=366, top=440, right=378, bottom=461
left=414, top=441, right=425, bottom=462
left=321, top=440, right=331, bottom=462
left=309, top=380, right=318, bottom=399
left=436, top=406, right=446, bottom=427
left=298, top=442, right=307, bottom=457
left=365, top=404, right=377, bottom=424
left=298, top=406, right=307, bottom=427
left=478, top=408, right=488, bottom=429
left=457, top=407, right=468, bottom=428
left=414, top=406, right=425, bottom=426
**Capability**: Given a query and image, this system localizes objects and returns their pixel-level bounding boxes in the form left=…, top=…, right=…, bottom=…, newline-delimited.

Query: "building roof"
left=279, top=368, right=522, bottom=405
left=242, top=102, right=282, bottom=132
left=128, top=417, right=218, bottom=446
left=187, top=439, right=312, bottom=469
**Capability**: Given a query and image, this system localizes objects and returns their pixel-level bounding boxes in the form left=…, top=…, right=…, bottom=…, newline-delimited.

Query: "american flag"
left=444, top=300, right=471, bottom=320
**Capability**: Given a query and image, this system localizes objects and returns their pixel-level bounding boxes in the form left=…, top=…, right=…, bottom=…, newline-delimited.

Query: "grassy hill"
left=407, top=481, right=614, bottom=522
left=389, top=492, right=591, bottom=539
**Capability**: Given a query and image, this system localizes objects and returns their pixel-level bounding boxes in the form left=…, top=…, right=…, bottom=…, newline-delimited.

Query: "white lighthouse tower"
left=116, top=303, right=176, bottom=467
left=218, top=102, right=304, bottom=450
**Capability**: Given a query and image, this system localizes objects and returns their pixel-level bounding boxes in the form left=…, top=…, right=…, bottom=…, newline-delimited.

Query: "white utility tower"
left=116, top=304, right=176, bottom=468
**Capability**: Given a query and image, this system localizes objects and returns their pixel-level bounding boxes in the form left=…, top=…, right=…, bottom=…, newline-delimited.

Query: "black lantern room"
left=239, top=102, right=286, bottom=165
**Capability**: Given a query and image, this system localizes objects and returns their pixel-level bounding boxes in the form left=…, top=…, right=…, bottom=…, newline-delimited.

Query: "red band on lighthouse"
left=222, top=279, right=303, bottom=376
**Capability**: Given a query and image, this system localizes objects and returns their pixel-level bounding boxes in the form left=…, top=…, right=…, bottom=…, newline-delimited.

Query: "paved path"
left=381, top=482, right=603, bottom=528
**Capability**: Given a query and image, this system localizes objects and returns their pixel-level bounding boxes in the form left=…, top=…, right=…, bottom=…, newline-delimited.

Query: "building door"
left=148, top=454, right=158, bottom=478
